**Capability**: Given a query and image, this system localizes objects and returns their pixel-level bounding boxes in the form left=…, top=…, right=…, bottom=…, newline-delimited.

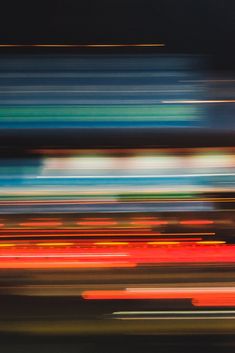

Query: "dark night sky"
left=0, top=0, right=234, bottom=68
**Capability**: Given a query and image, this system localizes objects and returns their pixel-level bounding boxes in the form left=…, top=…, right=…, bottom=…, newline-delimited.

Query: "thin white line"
left=180, top=80, right=235, bottom=83
left=162, top=100, right=235, bottom=104
left=36, top=173, right=235, bottom=179
left=126, top=287, right=235, bottom=293
left=113, top=310, right=235, bottom=315
left=115, top=317, right=235, bottom=320
left=0, top=73, right=180, bottom=78
left=0, top=90, right=194, bottom=93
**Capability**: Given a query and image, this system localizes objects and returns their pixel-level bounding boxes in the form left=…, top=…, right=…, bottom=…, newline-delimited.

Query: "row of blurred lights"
left=0, top=240, right=224, bottom=248
left=0, top=218, right=217, bottom=227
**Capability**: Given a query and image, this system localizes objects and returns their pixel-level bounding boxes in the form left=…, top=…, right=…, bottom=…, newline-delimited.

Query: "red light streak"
left=193, top=296, right=235, bottom=307
left=82, top=287, right=235, bottom=307
left=0, top=243, right=233, bottom=267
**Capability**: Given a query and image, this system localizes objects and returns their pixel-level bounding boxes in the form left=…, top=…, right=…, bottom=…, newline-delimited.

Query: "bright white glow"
left=129, top=156, right=182, bottom=169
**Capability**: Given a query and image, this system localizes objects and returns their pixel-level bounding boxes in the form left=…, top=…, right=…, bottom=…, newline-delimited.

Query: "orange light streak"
left=0, top=243, right=15, bottom=247
left=19, top=222, right=63, bottom=227
left=0, top=261, right=136, bottom=269
left=162, top=233, right=215, bottom=236
left=147, top=241, right=179, bottom=245
left=94, top=242, right=129, bottom=246
left=77, top=221, right=117, bottom=226
left=131, top=220, right=168, bottom=226
left=196, top=241, right=226, bottom=245
left=36, top=242, right=74, bottom=246
left=180, top=220, right=214, bottom=225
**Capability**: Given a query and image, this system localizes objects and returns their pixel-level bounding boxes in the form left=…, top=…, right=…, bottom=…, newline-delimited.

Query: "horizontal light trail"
left=0, top=89, right=185, bottom=94
left=77, top=221, right=117, bottom=226
left=147, top=241, right=179, bottom=245
left=36, top=173, right=235, bottom=178
left=0, top=232, right=157, bottom=239
left=0, top=200, right=117, bottom=205
left=0, top=241, right=232, bottom=265
left=180, top=220, right=214, bottom=225
left=78, top=217, right=115, bottom=220
left=0, top=237, right=204, bottom=248
left=36, top=242, right=74, bottom=246
left=112, top=310, right=235, bottom=319
left=0, top=243, right=233, bottom=267
left=0, top=237, right=207, bottom=247
left=94, top=242, right=129, bottom=245
left=0, top=218, right=219, bottom=229
left=150, top=233, right=215, bottom=236
left=0, top=43, right=165, bottom=48
left=0, top=197, right=234, bottom=203
left=126, top=287, right=235, bottom=292
left=131, top=220, right=168, bottom=226
left=0, top=243, right=15, bottom=247
left=112, top=316, right=235, bottom=320
left=19, top=222, right=62, bottom=227
left=0, top=229, right=153, bottom=234
left=196, top=241, right=225, bottom=244
left=113, top=310, right=235, bottom=315
left=0, top=254, right=128, bottom=258
left=82, top=287, right=235, bottom=306
left=162, top=100, right=235, bottom=104
left=0, top=232, right=215, bottom=238
left=0, top=261, right=136, bottom=269
left=147, top=238, right=203, bottom=242
left=33, top=147, right=235, bottom=154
